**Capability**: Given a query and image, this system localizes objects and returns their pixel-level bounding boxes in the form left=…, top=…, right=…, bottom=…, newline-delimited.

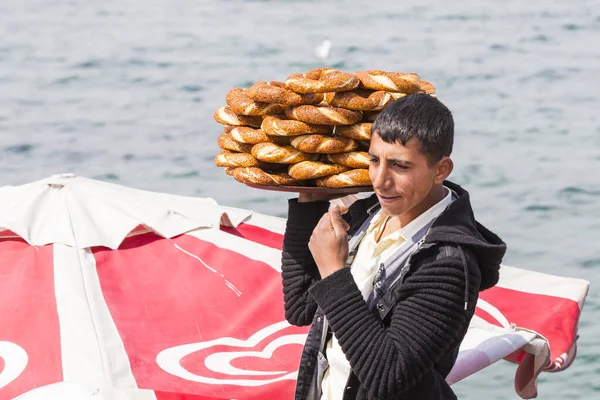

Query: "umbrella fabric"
left=0, top=174, right=251, bottom=249
left=473, top=265, right=589, bottom=398
left=0, top=176, right=590, bottom=400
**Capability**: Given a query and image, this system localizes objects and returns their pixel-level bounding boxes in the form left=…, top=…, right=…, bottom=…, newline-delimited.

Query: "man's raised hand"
left=308, top=205, right=350, bottom=279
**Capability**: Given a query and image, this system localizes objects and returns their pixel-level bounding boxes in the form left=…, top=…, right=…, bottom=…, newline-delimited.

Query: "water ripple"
left=1, top=1, right=599, bottom=398
left=180, top=84, right=205, bottom=93
left=74, top=59, right=103, bottom=69
left=581, top=259, right=600, bottom=269
left=559, top=186, right=600, bottom=198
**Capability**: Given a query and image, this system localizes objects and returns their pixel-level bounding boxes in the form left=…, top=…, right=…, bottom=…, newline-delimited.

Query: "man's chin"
left=377, top=197, right=404, bottom=216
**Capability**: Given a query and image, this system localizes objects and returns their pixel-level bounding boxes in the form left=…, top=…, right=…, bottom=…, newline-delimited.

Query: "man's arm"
left=308, top=253, right=479, bottom=399
left=281, top=195, right=331, bottom=326
left=282, top=192, right=364, bottom=326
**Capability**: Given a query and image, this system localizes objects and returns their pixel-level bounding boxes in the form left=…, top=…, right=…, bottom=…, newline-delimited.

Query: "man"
left=281, top=93, right=507, bottom=399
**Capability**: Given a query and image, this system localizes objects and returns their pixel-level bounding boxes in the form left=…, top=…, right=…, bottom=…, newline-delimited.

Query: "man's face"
left=368, top=133, right=449, bottom=218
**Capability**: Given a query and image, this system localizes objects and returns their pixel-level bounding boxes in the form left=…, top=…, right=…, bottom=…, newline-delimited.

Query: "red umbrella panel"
left=0, top=211, right=590, bottom=400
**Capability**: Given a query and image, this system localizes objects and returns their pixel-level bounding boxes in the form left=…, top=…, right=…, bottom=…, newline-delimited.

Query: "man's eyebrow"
left=368, top=152, right=413, bottom=165
left=388, top=158, right=414, bottom=165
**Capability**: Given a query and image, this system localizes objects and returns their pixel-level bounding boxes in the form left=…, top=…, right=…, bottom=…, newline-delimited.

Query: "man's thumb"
left=330, top=205, right=350, bottom=233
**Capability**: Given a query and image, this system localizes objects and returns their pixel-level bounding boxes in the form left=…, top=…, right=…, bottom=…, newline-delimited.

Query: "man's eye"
left=393, top=163, right=409, bottom=170
left=369, top=158, right=379, bottom=163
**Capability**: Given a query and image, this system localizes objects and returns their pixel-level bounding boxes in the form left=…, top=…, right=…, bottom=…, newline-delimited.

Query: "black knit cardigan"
left=282, top=185, right=506, bottom=399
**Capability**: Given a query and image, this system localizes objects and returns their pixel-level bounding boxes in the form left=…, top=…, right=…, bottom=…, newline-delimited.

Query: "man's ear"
left=434, top=157, right=453, bottom=184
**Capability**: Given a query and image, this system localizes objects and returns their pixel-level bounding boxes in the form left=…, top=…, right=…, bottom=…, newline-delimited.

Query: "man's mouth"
left=377, top=194, right=401, bottom=201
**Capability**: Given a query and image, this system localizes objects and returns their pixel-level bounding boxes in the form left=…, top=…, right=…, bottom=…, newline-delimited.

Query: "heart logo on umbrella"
left=156, top=321, right=307, bottom=385
left=0, top=341, right=28, bottom=389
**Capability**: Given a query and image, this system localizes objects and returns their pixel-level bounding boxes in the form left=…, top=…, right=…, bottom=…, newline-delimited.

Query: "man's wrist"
left=298, top=193, right=313, bottom=203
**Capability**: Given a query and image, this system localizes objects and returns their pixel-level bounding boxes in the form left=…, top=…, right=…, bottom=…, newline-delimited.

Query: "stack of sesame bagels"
left=214, top=68, right=436, bottom=188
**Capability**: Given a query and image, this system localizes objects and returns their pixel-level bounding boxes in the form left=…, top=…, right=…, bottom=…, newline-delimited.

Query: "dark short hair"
left=372, top=93, right=454, bottom=165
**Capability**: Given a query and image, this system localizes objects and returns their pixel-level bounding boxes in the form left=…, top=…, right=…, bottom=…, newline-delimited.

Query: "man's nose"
left=371, top=164, right=391, bottom=189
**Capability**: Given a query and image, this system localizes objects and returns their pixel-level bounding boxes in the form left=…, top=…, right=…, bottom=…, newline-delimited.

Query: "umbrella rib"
left=173, top=243, right=242, bottom=297
left=63, top=194, right=111, bottom=380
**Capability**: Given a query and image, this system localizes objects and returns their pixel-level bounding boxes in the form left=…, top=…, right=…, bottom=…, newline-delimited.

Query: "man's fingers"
left=329, top=206, right=350, bottom=235
left=339, top=210, right=351, bottom=230
left=315, top=212, right=330, bottom=230
left=334, top=205, right=351, bottom=230
left=312, top=213, right=334, bottom=242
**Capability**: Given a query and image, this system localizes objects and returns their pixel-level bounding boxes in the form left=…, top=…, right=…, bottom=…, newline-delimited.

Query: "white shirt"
left=320, top=187, right=454, bottom=400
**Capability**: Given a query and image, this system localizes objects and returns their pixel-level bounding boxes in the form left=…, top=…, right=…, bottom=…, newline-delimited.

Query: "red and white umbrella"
left=0, top=175, right=589, bottom=400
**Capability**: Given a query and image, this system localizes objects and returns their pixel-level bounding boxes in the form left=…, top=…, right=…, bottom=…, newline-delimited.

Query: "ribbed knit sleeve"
left=281, top=198, right=330, bottom=326
left=308, top=257, right=473, bottom=400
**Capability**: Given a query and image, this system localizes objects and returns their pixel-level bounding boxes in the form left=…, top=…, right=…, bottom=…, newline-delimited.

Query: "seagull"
left=315, top=40, right=332, bottom=61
